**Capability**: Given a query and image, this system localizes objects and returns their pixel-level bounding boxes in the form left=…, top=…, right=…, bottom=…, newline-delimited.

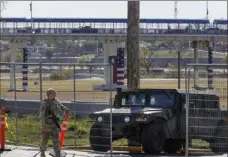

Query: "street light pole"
left=177, top=49, right=181, bottom=89
left=206, top=1, right=209, bottom=19
left=30, top=1, right=33, bottom=28
left=96, top=40, right=98, bottom=55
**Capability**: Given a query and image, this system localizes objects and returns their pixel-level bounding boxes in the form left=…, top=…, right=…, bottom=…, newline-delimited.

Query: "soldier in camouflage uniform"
left=39, top=88, right=69, bottom=157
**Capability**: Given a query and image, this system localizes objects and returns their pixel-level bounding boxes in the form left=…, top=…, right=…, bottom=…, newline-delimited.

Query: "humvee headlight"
left=97, top=116, right=103, bottom=122
left=124, top=116, right=130, bottom=123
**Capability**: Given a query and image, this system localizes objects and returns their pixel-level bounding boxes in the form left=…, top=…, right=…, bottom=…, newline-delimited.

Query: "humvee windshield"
left=121, top=92, right=174, bottom=108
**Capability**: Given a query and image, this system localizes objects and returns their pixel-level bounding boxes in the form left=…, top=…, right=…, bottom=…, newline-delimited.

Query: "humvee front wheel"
left=163, top=139, right=182, bottom=153
left=141, top=124, right=165, bottom=154
left=89, top=123, right=110, bottom=152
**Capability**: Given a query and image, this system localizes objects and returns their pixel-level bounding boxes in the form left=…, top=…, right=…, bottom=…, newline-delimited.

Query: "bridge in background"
left=0, top=17, right=227, bottom=91
left=0, top=18, right=227, bottom=41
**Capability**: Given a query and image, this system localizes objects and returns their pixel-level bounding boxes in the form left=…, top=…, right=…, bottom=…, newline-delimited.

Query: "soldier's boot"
left=40, top=151, right=46, bottom=157
left=55, top=150, right=61, bottom=157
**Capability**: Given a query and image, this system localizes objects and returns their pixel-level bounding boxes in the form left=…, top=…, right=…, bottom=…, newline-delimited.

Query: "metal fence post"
left=109, top=64, right=113, bottom=157
left=39, top=62, right=43, bottom=146
left=177, top=50, right=181, bottom=89
left=185, top=65, right=190, bottom=157
left=13, top=63, right=19, bottom=145
left=73, top=65, right=77, bottom=149
left=39, top=63, right=43, bottom=102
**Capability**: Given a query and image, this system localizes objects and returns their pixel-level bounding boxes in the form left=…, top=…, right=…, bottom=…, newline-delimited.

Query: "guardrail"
left=1, top=28, right=227, bottom=35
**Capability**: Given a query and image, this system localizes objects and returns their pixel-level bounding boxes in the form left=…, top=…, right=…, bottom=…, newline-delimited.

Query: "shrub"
left=3, top=51, right=23, bottom=63
left=49, top=70, right=73, bottom=80
left=67, top=119, right=92, bottom=138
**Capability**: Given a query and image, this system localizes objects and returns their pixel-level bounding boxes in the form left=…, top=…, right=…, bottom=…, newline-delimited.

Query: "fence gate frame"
left=185, top=63, right=228, bottom=157
left=0, top=62, right=115, bottom=156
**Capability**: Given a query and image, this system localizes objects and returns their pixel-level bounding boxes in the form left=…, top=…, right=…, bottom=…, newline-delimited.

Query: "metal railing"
left=1, top=28, right=227, bottom=35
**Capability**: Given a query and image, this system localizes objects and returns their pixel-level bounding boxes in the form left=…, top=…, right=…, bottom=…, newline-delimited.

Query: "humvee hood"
left=93, top=107, right=163, bottom=114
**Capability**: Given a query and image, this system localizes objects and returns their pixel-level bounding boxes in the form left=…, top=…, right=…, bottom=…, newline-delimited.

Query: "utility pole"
left=30, top=1, right=33, bottom=28
left=126, top=2, right=140, bottom=148
left=127, top=1, right=140, bottom=90
left=174, top=1, right=178, bottom=19
left=206, top=1, right=209, bottom=19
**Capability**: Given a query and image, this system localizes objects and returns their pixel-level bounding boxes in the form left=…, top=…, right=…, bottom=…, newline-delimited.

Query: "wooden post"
left=127, top=1, right=140, bottom=90
left=126, top=1, right=141, bottom=149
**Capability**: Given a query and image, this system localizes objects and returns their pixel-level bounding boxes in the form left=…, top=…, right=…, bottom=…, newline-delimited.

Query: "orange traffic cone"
left=1, top=107, right=6, bottom=150
left=59, top=113, right=69, bottom=149
left=0, top=107, right=11, bottom=151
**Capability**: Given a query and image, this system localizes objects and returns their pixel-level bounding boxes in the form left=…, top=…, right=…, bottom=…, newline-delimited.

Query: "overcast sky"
left=1, top=1, right=227, bottom=21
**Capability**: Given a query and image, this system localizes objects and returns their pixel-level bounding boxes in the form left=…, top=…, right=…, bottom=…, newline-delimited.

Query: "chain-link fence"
left=185, top=64, right=228, bottom=156
left=0, top=62, right=114, bottom=156
left=2, top=62, right=227, bottom=156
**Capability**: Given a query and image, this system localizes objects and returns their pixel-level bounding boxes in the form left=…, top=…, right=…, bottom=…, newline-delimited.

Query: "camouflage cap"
left=46, top=88, right=57, bottom=96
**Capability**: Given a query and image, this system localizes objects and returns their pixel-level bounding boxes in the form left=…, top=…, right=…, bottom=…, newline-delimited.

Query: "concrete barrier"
left=1, top=98, right=108, bottom=118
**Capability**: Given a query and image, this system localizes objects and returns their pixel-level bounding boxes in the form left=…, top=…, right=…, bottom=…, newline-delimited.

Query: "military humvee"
left=89, top=89, right=228, bottom=154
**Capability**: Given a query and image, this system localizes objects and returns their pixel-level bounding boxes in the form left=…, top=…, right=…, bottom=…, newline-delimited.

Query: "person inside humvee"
left=121, top=92, right=174, bottom=108
left=123, top=94, right=146, bottom=106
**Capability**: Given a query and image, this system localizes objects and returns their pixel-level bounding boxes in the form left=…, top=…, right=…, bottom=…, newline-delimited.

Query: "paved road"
left=1, top=98, right=108, bottom=118
left=0, top=76, right=40, bottom=80
left=1, top=145, right=227, bottom=157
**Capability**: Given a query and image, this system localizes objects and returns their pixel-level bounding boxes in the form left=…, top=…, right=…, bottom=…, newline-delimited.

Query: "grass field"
left=150, top=50, right=226, bottom=58
left=6, top=115, right=129, bottom=147
left=6, top=115, right=209, bottom=149
left=1, top=77, right=227, bottom=107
